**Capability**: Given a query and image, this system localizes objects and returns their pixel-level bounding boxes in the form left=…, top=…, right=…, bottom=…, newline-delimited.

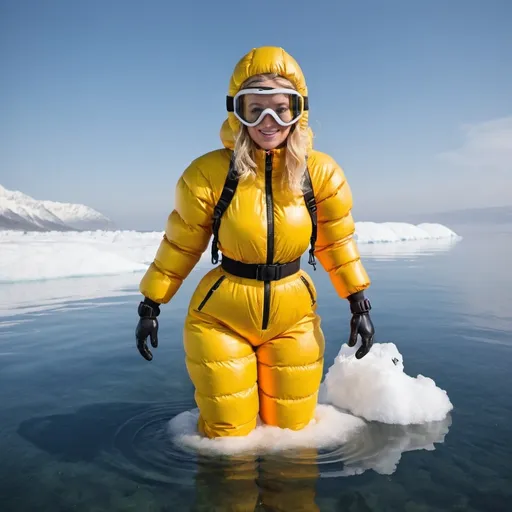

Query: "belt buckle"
left=256, top=264, right=281, bottom=281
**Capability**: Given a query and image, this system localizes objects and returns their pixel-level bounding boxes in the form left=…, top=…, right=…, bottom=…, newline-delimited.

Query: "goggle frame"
left=226, top=87, right=309, bottom=127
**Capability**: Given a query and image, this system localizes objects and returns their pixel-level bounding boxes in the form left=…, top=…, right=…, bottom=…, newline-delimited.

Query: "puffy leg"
left=256, top=312, right=325, bottom=430
left=184, top=309, right=259, bottom=438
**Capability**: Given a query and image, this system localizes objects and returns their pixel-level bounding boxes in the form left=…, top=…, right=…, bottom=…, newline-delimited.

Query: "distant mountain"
left=0, top=184, right=115, bottom=231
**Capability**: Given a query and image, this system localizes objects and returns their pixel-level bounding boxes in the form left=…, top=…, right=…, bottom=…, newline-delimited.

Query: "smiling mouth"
left=260, top=130, right=278, bottom=136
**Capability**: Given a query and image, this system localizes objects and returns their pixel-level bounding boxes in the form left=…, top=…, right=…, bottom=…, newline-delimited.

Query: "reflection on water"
left=358, top=236, right=461, bottom=259
left=15, top=400, right=451, bottom=511
left=0, top=272, right=143, bottom=318
left=321, top=415, right=452, bottom=477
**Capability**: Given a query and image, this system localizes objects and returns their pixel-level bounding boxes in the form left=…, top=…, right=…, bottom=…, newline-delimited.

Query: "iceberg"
left=0, top=230, right=158, bottom=282
left=319, top=341, right=453, bottom=424
left=354, top=221, right=458, bottom=243
left=168, top=404, right=366, bottom=456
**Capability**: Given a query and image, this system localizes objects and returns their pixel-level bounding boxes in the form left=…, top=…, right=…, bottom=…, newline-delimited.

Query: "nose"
left=259, top=114, right=278, bottom=129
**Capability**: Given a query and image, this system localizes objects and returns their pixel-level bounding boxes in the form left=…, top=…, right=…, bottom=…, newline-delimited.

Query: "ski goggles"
left=226, top=87, right=309, bottom=127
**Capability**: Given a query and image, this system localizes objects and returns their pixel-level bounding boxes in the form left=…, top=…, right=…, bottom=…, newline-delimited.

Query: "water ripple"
left=101, top=402, right=452, bottom=485
left=104, top=401, right=199, bottom=485
left=17, top=399, right=452, bottom=488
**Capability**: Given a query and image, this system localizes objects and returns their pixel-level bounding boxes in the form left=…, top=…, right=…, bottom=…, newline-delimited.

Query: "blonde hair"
left=233, top=73, right=310, bottom=195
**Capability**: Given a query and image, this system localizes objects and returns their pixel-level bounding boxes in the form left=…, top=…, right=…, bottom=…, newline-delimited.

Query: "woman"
left=135, top=46, right=375, bottom=439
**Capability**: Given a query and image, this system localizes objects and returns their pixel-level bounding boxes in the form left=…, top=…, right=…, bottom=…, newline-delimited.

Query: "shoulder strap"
left=211, top=157, right=318, bottom=269
left=302, top=167, right=318, bottom=270
left=211, top=154, right=238, bottom=264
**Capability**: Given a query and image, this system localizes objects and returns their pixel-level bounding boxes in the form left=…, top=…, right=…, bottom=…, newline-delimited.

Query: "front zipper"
left=300, top=276, right=316, bottom=306
left=197, top=275, right=226, bottom=311
left=262, top=151, right=274, bottom=330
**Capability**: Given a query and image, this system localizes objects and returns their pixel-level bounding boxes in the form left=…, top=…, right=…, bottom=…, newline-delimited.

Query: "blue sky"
left=1, top=0, right=511, bottom=230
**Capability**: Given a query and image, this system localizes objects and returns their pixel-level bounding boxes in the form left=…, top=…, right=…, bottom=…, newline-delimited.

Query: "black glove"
left=347, top=291, right=375, bottom=359
left=136, top=297, right=160, bottom=361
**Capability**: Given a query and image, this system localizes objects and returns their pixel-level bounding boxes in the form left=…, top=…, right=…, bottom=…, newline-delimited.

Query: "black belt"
left=221, top=255, right=301, bottom=281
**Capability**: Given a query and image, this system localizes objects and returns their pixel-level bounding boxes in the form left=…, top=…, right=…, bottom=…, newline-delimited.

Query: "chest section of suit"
left=218, top=168, right=313, bottom=263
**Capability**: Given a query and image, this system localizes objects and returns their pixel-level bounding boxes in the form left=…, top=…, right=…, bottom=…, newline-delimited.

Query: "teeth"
left=261, top=131, right=277, bottom=135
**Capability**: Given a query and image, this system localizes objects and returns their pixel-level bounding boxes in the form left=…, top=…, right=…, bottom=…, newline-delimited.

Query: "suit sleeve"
left=139, top=162, right=214, bottom=303
left=312, top=155, right=370, bottom=299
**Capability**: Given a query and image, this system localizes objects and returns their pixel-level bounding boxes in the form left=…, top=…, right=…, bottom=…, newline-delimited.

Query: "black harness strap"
left=302, top=168, right=318, bottom=270
left=211, top=155, right=238, bottom=264
left=211, top=155, right=318, bottom=270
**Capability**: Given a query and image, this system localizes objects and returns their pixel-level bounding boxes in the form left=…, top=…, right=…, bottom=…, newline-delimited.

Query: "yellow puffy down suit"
left=139, top=47, right=371, bottom=439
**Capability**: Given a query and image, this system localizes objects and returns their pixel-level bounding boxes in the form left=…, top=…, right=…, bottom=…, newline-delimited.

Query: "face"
left=244, top=79, right=294, bottom=150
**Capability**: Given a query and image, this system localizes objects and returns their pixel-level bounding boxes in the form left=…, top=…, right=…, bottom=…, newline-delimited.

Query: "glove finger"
left=366, top=333, right=374, bottom=351
left=150, top=329, right=158, bottom=349
left=137, top=338, right=153, bottom=361
left=356, top=334, right=374, bottom=359
left=348, top=315, right=361, bottom=347
left=355, top=345, right=367, bottom=359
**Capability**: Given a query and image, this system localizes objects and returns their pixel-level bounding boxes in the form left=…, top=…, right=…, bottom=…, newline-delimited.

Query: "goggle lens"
left=227, top=87, right=308, bottom=127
